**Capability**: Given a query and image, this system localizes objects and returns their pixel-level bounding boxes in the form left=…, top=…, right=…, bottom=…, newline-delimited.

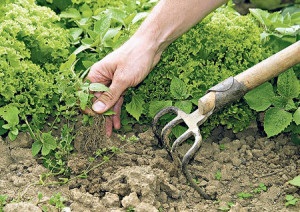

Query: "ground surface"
left=0, top=116, right=299, bottom=212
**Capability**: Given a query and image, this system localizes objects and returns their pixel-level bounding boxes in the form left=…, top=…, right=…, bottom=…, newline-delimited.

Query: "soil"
left=0, top=116, right=299, bottom=212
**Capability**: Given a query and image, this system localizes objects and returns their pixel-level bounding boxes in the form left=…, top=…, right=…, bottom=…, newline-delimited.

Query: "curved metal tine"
left=171, top=129, right=194, bottom=152
left=153, top=106, right=182, bottom=144
left=182, top=128, right=202, bottom=167
left=161, top=114, right=184, bottom=150
left=180, top=129, right=213, bottom=200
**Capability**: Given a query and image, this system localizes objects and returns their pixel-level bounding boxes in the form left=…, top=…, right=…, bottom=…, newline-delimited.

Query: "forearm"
left=133, top=0, right=228, bottom=54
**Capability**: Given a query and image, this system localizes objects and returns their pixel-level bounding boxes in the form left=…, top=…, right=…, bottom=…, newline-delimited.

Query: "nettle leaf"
left=32, top=141, right=43, bottom=156
left=294, top=108, right=300, bottom=125
left=174, top=101, right=193, bottom=113
left=148, top=100, right=172, bottom=118
left=277, top=69, right=300, bottom=99
left=125, top=95, right=144, bottom=121
left=41, top=132, right=57, bottom=156
left=89, top=83, right=109, bottom=92
left=264, top=107, right=293, bottom=137
left=244, top=82, right=275, bottom=111
left=170, top=77, right=189, bottom=100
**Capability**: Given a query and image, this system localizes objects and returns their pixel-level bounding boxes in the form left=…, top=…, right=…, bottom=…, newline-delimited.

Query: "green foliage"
left=0, top=195, right=8, bottom=212
left=0, top=0, right=77, bottom=139
left=288, top=175, right=300, bottom=187
left=215, top=170, right=222, bottom=181
left=49, top=193, right=65, bottom=210
left=285, top=194, right=299, bottom=207
left=53, top=0, right=157, bottom=78
left=245, top=69, right=300, bottom=137
left=237, top=192, right=253, bottom=199
left=125, top=6, right=272, bottom=135
left=250, top=7, right=300, bottom=51
left=245, top=7, right=300, bottom=140
left=253, top=183, right=267, bottom=193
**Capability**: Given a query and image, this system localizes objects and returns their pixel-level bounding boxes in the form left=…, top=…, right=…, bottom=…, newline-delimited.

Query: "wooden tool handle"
left=198, top=41, right=300, bottom=115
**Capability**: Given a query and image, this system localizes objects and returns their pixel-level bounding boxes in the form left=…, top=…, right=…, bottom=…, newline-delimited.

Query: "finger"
left=112, top=96, right=124, bottom=130
left=87, top=59, right=115, bottom=85
left=92, top=76, right=128, bottom=114
left=105, top=116, right=113, bottom=137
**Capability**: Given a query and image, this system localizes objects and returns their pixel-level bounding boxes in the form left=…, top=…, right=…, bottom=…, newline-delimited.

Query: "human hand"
left=86, top=36, right=162, bottom=136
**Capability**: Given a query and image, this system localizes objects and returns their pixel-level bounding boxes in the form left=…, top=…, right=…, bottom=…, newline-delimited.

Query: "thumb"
left=92, top=78, right=127, bottom=113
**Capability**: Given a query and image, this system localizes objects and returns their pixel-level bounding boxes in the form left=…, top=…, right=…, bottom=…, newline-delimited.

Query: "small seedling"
left=49, top=193, right=65, bottom=210
left=193, top=178, right=200, bottom=184
left=253, top=183, right=267, bottom=193
left=237, top=192, right=253, bottom=199
left=285, top=195, right=299, bottom=207
left=219, top=144, right=226, bottom=151
left=0, top=195, right=8, bottom=211
left=126, top=206, right=135, bottom=212
left=215, top=170, right=222, bottom=181
left=218, top=202, right=234, bottom=211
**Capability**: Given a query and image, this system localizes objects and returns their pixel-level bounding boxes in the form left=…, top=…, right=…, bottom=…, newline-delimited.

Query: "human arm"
left=87, top=0, right=228, bottom=136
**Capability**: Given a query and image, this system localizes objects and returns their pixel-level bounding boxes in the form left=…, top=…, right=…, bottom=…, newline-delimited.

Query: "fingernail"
left=92, top=101, right=106, bottom=113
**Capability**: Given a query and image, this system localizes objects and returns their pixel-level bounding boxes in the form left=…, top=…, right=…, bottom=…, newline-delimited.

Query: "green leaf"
left=288, top=175, right=300, bottom=187
left=0, top=119, right=8, bottom=136
left=170, top=77, right=189, bottom=100
left=294, top=108, right=300, bottom=125
left=94, top=15, right=111, bottom=36
left=41, top=132, right=57, bottom=156
left=148, top=100, right=172, bottom=118
left=125, top=95, right=144, bottom=121
left=60, top=8, right=81, bottom=19
left=264, top=108, right=293, bottom=137
left=77, top=90, right=89, bottom=110
left=132, top=12, right=148, bottom=24
left=32, top=141, right=43, bottom=156
left=103, top=110, right=116, bottom=116
left=244, top=82, right=275, bottom=111
left=69, top=28, right=83, bottom=41
left=174, top=101, right=193, bottom=113
left=172, top=125, right=187, bottom=138
left=89, top=83, right=109, bottom=92
left=60, top=54, right=77, bottom=71
left=286, top=194, right=294, bottom=201
left=0, top=106, right=19, bottom=127
left=277, top=69, right=300, bottom=99
left=8, top=131, right=18, bottom=141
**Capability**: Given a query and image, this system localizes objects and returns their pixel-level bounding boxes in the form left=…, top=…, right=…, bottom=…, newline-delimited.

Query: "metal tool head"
left=152, top=105, right=215, bottom=199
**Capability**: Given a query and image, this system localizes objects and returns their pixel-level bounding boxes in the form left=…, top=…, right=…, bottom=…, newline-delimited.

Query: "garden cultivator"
left=153, top=41, right=300, bottom=199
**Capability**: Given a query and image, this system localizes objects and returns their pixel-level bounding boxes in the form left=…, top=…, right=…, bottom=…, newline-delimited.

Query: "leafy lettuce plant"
left=0, top=0, right=73, bottom=139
